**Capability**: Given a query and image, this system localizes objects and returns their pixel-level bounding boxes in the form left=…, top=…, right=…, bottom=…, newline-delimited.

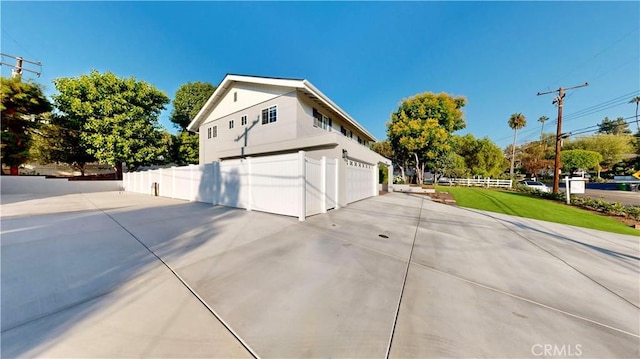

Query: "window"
left=234, top=92, right=237, bottom=102
left=241, top=115, right=247, bottom=126
left=313, top=108, right=332, bottom=131
left=357, top=136, right=362, bottom=145
left=341, top=126, right=347, bottom=136
left=261, top=105, right=277, bottom=124
left=207, top=127, right=212, bottom=139
left=322, top=114, right=332, bottom=131
left=313, top=108, right=322, bottom=127
left=212, top=126, right=217, bottom=138
left=229, top=119, right=235, bottom=129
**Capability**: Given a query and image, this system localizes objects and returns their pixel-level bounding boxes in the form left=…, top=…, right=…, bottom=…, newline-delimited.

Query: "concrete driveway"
left=1, top=191, right=638, bottom=358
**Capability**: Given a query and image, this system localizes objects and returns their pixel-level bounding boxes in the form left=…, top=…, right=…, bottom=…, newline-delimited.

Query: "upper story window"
left=340, top=126, right=347, bottom=136
left=313, top=108, right=332, bottom=131
left=207, top=127, right=212, bottom=139
left=212, top=125, right=218, bottom=138
left=229, top=119, right=235, bottom=129
left=241, top=115, right=247, bottom=126
left=234, top=92, right=237, bottom=102
left=261, top=105, right=277, bottom=125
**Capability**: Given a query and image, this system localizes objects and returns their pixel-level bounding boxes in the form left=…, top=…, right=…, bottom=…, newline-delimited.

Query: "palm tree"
left=508, top=113, right=527, bottom=177
left=538, top=115, right=549, bottom=141
left=629, top=96, right=640, bottom=131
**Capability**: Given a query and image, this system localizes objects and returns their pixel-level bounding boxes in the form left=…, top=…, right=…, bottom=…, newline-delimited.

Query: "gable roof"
left=186, top=74, right=377, bottom=142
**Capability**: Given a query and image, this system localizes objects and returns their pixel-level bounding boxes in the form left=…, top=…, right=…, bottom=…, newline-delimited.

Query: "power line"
left=493, top=90, right=640, bottom=145
left=546, top=26, right=639, bottom=89
left=565, top=115, right=637, bottom=137
left=563, top=90, right=640, bottom=122
left=1, top=28, right=38, bottom=60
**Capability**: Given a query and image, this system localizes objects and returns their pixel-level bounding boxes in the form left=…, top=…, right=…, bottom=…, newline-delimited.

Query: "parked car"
left=517, top=180, right=551, bottom=193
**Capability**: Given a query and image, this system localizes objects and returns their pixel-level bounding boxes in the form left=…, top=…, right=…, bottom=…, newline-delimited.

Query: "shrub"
left=514, top=184, right=640, bottom=220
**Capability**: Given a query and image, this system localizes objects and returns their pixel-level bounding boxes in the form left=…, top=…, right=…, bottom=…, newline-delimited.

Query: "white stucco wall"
left=199, top=91, right=299, bottom=163
left=203, top=82, right=294, bottom=125
left=296, top=93, right=372, bottom=147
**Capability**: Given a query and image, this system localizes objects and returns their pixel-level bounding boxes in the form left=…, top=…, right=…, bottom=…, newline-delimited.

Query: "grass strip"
left=437, top=186, right=639, bottom=236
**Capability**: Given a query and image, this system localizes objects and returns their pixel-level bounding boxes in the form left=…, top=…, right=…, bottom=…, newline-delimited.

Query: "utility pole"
left=0, top=53, right=42, bottom=79
left=537, top=82, right=589, bottom=194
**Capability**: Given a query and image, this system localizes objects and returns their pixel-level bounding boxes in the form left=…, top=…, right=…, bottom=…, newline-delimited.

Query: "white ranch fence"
left=439, top=178, right=513, bottom=188
left=123, top=151, right=365, bottom=221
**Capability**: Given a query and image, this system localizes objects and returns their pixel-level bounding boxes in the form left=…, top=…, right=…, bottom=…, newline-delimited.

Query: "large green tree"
left=169, top=82, right=216, bottom=165
left=170, top=81, right=216, bottom=131
left=507, top=113, right=526, bottom=177
left=1, top=76, right=52, bottom=174
left=387, top=92, right=466, bottom=184
left=52, top=70, right=170, bottom=178
left=456, top=134, right=508, bottom=178
left=560, top=150, right=602, bottom=173
left=597, top=116, right=631, bottom=135
left=565, top=134, right=633, bottom=173
left=172, top=131, right=199, bottom=165
left=29, top=113, right=97, bottom=176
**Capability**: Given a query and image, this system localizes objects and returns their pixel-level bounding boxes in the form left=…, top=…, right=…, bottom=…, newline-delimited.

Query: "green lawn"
left=437, top=186, right=639, bottom=236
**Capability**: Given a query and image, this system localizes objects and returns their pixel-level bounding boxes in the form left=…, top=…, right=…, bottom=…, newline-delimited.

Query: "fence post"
left=189, top=165, right=195, bottom=201
left=171, top=166, right=176, bottom=198
left=299, top=150, right=306, bottom=221
left=321, top=156, right=327, bottom=213
left=246, top=157, right=252, bottom=212
left=212, top=162, right=219, bottom=205
left=335, top=158, right=340, bottom=209
left=373, top=163, right=378, bottom=196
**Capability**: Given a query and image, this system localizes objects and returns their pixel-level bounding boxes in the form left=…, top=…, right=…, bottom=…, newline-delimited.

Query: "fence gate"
left=346, top=159, right=375, bottom=204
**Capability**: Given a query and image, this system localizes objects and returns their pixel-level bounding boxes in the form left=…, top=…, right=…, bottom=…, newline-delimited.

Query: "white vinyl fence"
left=123, top=151, right=348, bottom=221
left=346, top=159, right=377, bottom=204
left=439, top=178, right=513, bottom=188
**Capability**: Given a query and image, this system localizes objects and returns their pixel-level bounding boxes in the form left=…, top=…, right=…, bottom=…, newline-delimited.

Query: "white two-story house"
left=186, top=74, right=391, bottom=207
left=188, top=74, right=388, bottom=164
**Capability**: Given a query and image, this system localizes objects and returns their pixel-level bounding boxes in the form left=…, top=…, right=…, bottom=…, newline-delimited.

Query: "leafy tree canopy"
left=29, top=112, right=97, bottom=175
left=52, top=70, right=170, bottom=176
left=597, top=116, right=631, bottom=136
left=0, top=76, right=52, bottom=170
left=173, top=131, right=199, bottom=166
left=565, top=134, right=633, bottom=169
left=456, top=134, right=507, bottom=178
left=387, top=92, right=466, bottom=183
left=370, top=140, right=393, bottom=159
left=560, top=149, right=602, bottom=172
left=170, top=81, right=216, bottom=130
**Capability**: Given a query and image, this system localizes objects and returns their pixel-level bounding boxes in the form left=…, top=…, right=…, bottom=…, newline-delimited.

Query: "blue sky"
left=2, top=2, right=638, bottom=149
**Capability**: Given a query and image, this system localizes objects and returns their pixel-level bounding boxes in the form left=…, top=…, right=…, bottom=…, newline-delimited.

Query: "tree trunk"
left=510, top=129, right=518, bottom=178
left=413, top=153, right=423, bottom=184
left=115, top=162, right=123, bottom=180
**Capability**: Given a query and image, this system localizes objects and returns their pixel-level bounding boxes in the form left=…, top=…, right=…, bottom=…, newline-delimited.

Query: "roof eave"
left=302, top=80, right=378, bottom=142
